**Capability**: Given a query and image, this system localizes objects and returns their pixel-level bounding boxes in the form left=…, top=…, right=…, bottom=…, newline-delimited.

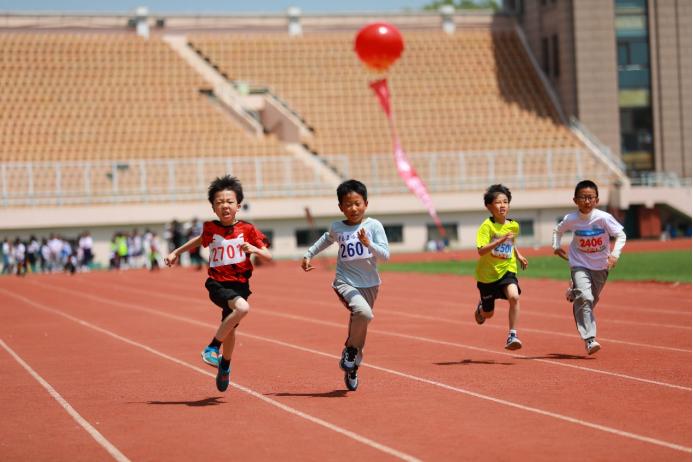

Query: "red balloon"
left=354, top=22, right=404, bottom=72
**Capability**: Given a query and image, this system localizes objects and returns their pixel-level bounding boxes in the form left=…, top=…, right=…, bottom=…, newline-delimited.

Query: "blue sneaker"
left=216, top=359, right=231, bottom=392
left=201, top=346, right=219, bottom=367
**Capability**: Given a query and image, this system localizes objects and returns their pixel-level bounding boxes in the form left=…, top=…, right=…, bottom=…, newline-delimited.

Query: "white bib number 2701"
left=209, top=234, right=246, bottom=268
left=338, top=233, right=372, bottom=262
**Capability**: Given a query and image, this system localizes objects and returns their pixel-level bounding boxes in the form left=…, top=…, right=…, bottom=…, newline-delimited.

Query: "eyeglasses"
left=575, top=195, right=597, bottom=202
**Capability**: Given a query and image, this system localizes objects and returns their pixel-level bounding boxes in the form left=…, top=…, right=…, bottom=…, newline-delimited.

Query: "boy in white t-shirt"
left=552, top=180, right=627, bottom=355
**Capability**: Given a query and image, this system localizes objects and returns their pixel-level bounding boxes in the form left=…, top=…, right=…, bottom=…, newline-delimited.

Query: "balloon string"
left=369, top=78, right=447, bottom=238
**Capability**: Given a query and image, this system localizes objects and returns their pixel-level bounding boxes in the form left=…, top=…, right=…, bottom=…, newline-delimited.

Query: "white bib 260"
left=338, top=232, right=372, bottom=262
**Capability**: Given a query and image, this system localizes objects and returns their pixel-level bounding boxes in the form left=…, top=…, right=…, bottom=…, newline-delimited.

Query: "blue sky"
left=0, top=1, right=434, bottom=13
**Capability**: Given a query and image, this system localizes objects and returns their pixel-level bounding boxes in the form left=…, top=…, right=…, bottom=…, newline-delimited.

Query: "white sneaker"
left=585, top=338, right=601, bottom=355
left=505, top=333, right=522, bottom=350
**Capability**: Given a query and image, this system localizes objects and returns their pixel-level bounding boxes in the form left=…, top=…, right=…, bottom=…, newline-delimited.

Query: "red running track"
left=0, top=255, right=690, bottom=461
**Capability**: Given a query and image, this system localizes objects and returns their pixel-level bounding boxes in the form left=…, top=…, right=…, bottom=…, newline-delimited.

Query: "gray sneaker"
left=505, top=333, right=522, bottom=350
left=344, top=366, right=359, bottom=391
left=585, top=338, right=601, bottom=355
left=340, top=346, right=358, bottom=372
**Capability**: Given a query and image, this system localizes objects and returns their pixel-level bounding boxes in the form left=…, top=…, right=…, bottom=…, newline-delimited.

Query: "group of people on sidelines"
left=165, top=174, right=626, bottom=394
left=1, top=232, right=94, bottom=276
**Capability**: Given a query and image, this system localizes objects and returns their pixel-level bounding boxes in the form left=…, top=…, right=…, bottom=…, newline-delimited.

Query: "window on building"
left=516, top=219, right=535, bottom=238
left=259, top=229, right=274, bottom=248
left=295, top=228, right=327, bottom=247
left=541, top=37, right=550, bottom=75
left=426, top=223, right=458, bottom=243
left=383, top=224, right=404, bottom=243
left=551, top=34, right=560, bottom=77
left=614, top=0, right=654, bottom=172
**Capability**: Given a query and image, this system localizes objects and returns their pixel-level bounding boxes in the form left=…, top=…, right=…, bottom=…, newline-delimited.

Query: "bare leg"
left=504, top=284, right=520, bottom=331
left=216, top=297, right=250, bottom=360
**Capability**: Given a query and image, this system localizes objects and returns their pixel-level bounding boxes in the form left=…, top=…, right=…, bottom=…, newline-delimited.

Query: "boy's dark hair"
left=574, top=180, right=599, bottom=198
left=483, top=184, right=512, bottom=205
left=337, top=179, right=368, bottom=203
left=208, top=175, right=244, bottom=204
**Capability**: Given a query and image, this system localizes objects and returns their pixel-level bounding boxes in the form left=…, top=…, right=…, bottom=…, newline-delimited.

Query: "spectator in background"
left=188, top=218, right=204, bottom=270
left=40, top=238, right=51, bottom=273
left=48, top=234, right=63, bottom=272
left=149, top=231, right=162, bottom=271
left=1, top=238, right=12, bottom=274
left=14, top=237, right=27, bottom=276
left=27, top=235, right=40, bottom=273
left=79, top=231, right=94, bottom=271
left=129, top=229, right=144, bottom=268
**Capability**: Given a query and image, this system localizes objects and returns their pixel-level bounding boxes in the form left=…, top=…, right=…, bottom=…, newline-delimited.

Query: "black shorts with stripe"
left=476, top=271, right=521, bottom=313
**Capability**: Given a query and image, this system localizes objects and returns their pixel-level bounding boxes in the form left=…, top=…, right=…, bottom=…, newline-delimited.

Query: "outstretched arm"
left=514, top=244, right=528, bottom=270
left=165, top=235, right=202, bottom=266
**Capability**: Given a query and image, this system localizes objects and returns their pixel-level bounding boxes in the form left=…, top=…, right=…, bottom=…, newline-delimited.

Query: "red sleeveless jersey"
left=201, top=220, right=267, bottom=283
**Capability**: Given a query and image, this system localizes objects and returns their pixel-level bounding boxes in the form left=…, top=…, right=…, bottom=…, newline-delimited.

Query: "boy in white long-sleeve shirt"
left=553, top=180, right=627, bottom=355
left=302, top=179, right=390, bottom=391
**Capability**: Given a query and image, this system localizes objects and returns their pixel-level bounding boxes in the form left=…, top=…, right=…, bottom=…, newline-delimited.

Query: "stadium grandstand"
left=0, top=2, right=689, bottom=266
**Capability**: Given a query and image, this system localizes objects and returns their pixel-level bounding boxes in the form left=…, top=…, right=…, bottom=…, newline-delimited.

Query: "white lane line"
left=0, top=289, right=420, bottom=462
left=250, top=309, right=693, bottom=392
left=31, top=280, right=692, bottom=390
left=373, top=308, right=692, bottom=354
left=256, top=279, right=691, bottom=318
left=238, top=332, right=693, bottom=455
left=7, top=286, right=692, bottom=454
left=0, top=338, right=131, bottom=462
left=78, top=277, right=692, bottom=354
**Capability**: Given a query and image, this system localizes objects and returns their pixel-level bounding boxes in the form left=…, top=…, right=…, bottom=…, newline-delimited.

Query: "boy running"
left=473, top=184, right=528, bottom=350
left=301, top=179, right=389, bottom=391
left=553, top=180, right=626, bottom=355
left=165, top=175, right=271, bottom=391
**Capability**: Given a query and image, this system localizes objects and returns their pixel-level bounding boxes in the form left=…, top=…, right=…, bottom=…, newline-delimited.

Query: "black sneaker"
left=474, top=301, right=486, bottom=325
left=339, top=346, right=358, bottom=372
left=344, top=366, right=359, bottom=391
left=216, top=359, right=231, bottom=392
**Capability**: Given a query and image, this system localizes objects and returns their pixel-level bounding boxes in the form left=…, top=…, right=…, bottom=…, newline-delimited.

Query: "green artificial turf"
left=381, top=250, right=691, bottom=283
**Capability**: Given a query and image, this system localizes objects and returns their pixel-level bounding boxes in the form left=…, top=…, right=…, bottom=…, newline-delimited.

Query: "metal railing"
left=0, top=156, right=333, bottom=207
left=0, top=148, right=620, bottom=207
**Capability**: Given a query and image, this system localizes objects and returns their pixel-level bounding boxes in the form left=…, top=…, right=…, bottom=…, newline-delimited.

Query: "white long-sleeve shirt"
left=552, top=209, right=626, bottom=271
left=305, top=217, right=390, bottom=288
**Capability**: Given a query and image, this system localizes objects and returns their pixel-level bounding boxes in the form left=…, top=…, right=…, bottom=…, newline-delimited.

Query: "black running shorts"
left=205, top=278, right=252, bottom=320
left=476, top=271, right=521, bottom=313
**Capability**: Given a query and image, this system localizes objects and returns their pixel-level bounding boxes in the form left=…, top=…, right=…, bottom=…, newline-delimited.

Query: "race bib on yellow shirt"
left=491, top=235, right=513, bottom=259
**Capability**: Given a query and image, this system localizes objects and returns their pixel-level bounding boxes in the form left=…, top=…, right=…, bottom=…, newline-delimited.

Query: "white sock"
left=509, top=329, right=517, bottom=336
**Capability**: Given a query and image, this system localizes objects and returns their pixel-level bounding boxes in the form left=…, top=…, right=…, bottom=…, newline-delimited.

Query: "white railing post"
left=487, top=151, right=495, bottom=184
left=517, top=150, right=524, bottom=189
left=84, top=163, right=92, bottom=204
left=27, top=163, right=34, bottom=198
left=167, top=160, right=176, bottom=201
left=55, top=162, right=62, bottom=206
left=547, top=150, right=554, bottom=188
left=139, top=159, right=147, bottom=202
left=1, top=163, right=7, bottom=207
left=458, top=152, right=466, bottom=190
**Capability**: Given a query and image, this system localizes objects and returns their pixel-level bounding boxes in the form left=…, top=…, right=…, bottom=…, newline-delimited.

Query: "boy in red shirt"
left=165, top=175, right=271, bottom=392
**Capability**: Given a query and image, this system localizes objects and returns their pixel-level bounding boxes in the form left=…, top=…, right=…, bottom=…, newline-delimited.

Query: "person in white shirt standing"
left=552, top=180, right=627, bottom=355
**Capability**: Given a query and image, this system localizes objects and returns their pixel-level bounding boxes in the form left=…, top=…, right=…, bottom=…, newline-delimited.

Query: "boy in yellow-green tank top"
left=474, top=184, right=528, bottom=350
